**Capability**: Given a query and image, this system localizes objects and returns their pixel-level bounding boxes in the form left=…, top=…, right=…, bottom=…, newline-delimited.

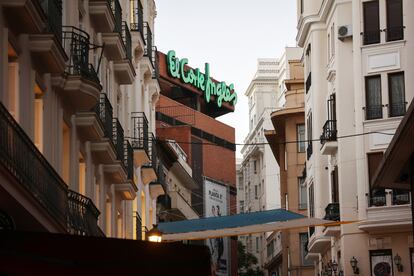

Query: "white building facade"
left=297, top=0, right=414, bottom=274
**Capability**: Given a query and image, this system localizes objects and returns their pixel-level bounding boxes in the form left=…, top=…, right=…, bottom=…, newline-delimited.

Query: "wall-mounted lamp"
left=146, top=224, right=163, bottom=243
left=394, top=254, right=403, bottom=272
left=350, top=256, right=359, bottom=275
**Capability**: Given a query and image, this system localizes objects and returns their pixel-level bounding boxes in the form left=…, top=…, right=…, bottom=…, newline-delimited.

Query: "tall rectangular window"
left=256, top=237, right=260, bottom=252
left=367, top=152, right=386, bottom=206
left=298, top=177, right=307, bottom=209
left=297, top=124, right=305, bottom=152
left=254, top=160, right=257, bottom=174
left=300, top=233, right=313, bottom=266
left=331, top=166, right=339, bottom=203
left=365, top=75, right=382, bottom=120
left=386, top=0, right=404, bottom=41
left=363, top=1, right=380, bottom=45
left=306, top=113, right=313, bottom=159
left=255, top=185, right=258, bottom=199
left=388, top=72, right=406, bottom=117
left=309, top=183, right=314, bottom=218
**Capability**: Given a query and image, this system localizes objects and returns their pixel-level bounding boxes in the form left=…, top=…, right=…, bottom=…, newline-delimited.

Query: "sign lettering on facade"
left=166, top=50, right=238, bottom=108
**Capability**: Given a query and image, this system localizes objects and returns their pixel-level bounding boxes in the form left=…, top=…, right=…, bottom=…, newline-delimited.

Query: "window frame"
left=388, top=71, right=406, bottom=117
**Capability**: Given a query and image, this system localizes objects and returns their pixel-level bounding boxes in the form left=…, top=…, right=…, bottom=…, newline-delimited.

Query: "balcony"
left=306, top=142, right=313, bottom=160
left=124, top=141, right=133, bottom=181
left=320, top=120, right=337, bottom=155
left=362, top=30, right=381, bottom=45
left=1, top=0, right=46, bottom=35
left=60, top=26, right=101, bottom=111
left=385, top=26, right=405, bottom=42
left=130, top=0, right=145, bottom=42
left=67, top=190, right=103, bottom=236
left=388, top=101, right=407, bottom=118
left=169, top=191, right=199, bottom=220
left=264, top=232, right=283, bottom=268
left=141, top=134, right=158, bottom=185
left=101, top=0, right=125, bottom=61
left=112, top=118, right=125, bottom=162
left=29, top=0, right=67, bottom=74
left=305, top=72, right=311, bottom=94
left=132, top=112, right=150, bottom=166
left=0, top=102, right=102, bottom=235
left=152, top=46, right=160, bottom=79
left=360, top=190, right=411, bottom=233
left=364, top=104, right=383, bottom=120
left=322, top=203, right=341, bottom=237
left=134, top=211, right=143, bottom=240
left=89, top=0, right=115, bottom=33
left=113, top=21, right=136, bottom=84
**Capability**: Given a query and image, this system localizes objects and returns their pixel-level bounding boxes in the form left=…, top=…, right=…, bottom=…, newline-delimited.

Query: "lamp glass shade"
left=146, top=224, right=162, bottom=243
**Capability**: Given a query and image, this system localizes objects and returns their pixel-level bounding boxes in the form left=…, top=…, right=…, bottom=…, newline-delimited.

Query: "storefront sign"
left=204, top=178, right=229, bottom=276
left=166, top=50, right=237, bottom=108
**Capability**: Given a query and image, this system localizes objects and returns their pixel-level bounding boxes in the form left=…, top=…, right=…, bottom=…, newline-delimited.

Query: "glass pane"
left=366, top=76, right=382, bottom=120
left=389, top=73, right=405, bottom=117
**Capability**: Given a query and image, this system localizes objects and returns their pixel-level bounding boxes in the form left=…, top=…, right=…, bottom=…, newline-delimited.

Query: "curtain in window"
left=389, top=73, right=405, bottom=117
left=366, top=76, right=382, bottom=119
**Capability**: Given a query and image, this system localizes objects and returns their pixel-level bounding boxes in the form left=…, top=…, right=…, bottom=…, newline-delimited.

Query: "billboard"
left=204, top=178, right=229, bottom=276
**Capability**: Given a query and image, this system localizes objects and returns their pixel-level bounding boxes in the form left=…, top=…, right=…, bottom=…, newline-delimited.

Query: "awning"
left=158, top=209, right=331, bottom=241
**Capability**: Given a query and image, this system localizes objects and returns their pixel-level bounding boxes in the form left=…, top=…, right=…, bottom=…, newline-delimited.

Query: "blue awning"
left=158, top=209, right=330, bottom=241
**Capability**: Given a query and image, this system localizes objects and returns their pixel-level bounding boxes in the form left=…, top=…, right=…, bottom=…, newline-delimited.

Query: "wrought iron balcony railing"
left=112, top=118, right=125, bottom=162
left=323, top=203, right=340, bottom=221
left=320, top=120, right=337, bottom=145
left=367, top=190, right=387, bottom=207
left=392, top=190, right=410, bottom=205
left=386, top=26, right=405, bottom=42
left=364, top=104, right=383, bottom=120
left=62, top=26, right=100, bottom=84
left=0, top=102, right=68, bottom=227
left=388, top=101, right=407, bottom=118
left=39, top=0, right=63, bottom=42
left=306, top=143, right=313, bottom=160
left=134, top=211, right=142, bottom=240
left=110, top=0, right=122, bottom=34
left=143, top=133, right=157, bottom=171
left=362, top=30, right=381, bottom=45
left=152, top=46, right=159, bottom=79
left=93, top=93, right=114, bottom=140
left=122, top=21, right=132, bottom=60
left=124, top=140, right=133, bottom=180
left=305, top=72, right=311, bottom=94
left=131, top=112, right=149, bottom=154
left=130, top=0, right=145, bottom=38
left=143, top=22, right=154, bottom=68
left=67, top=190, right=102, bottom=236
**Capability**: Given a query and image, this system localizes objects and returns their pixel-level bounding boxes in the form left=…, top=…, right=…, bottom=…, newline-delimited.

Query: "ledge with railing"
left=121, top=21, right=132, bottom=61
left=367, top=190, right=411, bottom=207
left=143, top=22, right=154, bottom=67
left=39, top=0, right=63, bottom=42
left=361, top=30, right=381, bottom=45
left=110, top=0, right=122, bottom=35
left=124, top=140, right=133, bottom=180
left=93, top=93, right=114, bottom=140
left=130, top=0, right=145, bottom=40
left=62, top=26, right=100, bottom=84
left=143, top=133, right=158, bottom=172
left=385, top=26, right=405, bottom=42
left=363, top=104, right=383, bottom=120
left=112, top=118, right=125, bottom=162
left=152, top=46, right=159, bottom=79
left=320, top=120, right=337, bottom=145
left=388, top=101, right=407, bottom=118
left=131, top=112, right=149, bottom=154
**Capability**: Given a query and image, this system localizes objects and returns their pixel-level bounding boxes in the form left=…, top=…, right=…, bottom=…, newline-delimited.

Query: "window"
left=386, top=0, right=404, bottom=41
left=297, top=124, right=305, bottom=152
left=367, top=152, right=386, bottom=206
left=256, top=237, right=260, bottom=252
left=309, top=183, right=314, bottom=217
left=300, top=0, right=304, bottom=14
left=331, top=23, right=335, bottom=57
left=300, top=233, right=313, bottom=266
left=331, top=166, right=339, bottom=203
left=363, top=1, right=380, bottom=45
left=306, top=113, right=313, bottom=160
left=298, top=177, right=307, bottom=209
left=305, top=44, right=312, bottom=93
left=388, top=72, right=406, bottom=117
left=240, top=201, right=244, bottom=213
left=327, top=33, right=331, bottom=59
left=255, top=185, right=258, bottom=199
left=365, top=75, right=382, bottom=120
left=254, top=160, right=257, bottom=174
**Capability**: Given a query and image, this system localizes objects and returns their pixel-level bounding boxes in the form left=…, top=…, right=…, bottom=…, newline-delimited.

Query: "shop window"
left=363, top=1, right=380, bottom=45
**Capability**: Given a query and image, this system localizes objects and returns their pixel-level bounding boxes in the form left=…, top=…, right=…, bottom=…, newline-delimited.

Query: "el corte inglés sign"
left=166, top=50, right=237, bottom=108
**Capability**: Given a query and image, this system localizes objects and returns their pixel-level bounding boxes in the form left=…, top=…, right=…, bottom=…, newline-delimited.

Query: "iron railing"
left=112, top=118, right=125, bottom=161
left=93, top=93, right=114, bottom=140
left=130, top=0, right=145, bottom=40
left=122, top=21, right=132, bottom=60
left=386, top=26, right=405, bottom=42
left=67, top=190, right=102, bottom=236
left=305, top=72, right=311, bottom=94
left=39, top=0, right=63, bottom=42
left=152, top=46, right=159, bottom=79
left=0, top=102, right=68, bottom=227
left=392, top=190, right=410, bottom=205
left=388, top=102, right=407, bottom=118
left=362, top=30, right=381, bottom=45
left=368, top=190, right=387, bottom=207
left=131, top=112, right=149, bottom=154
left=62, top=26, right=100, bottom=84
left=323, top=203, right=340, bottom=221
left=134, top=211, right=142, bottom=240
left=306, top=143, right=313, bottom=160
left=364, top=104, right=383, bottom=120
left=110, top=0, right=122, bottom=34
left=143, top=133, right=157, bottom=171
left=320, top=120, right=337, bottom=145
left=124, top=140, right=133, bottom=180
left=143, top=22, right=154, bottom=68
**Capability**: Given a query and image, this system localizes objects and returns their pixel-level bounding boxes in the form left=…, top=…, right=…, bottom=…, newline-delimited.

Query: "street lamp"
left=394, top=254, right=403, bottom=272
left=350, top=256, right=359, bottom=275
left=146, top=224, right=162, bottom=242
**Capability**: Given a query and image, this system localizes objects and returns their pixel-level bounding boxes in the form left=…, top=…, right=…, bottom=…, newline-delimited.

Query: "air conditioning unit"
left=338, top=25, right=353, bottom=41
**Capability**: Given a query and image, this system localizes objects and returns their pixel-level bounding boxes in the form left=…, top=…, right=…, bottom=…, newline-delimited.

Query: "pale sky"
left=155, top=1, right=298, bottom=157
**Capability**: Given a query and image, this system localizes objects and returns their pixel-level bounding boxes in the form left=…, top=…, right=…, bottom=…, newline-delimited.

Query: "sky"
left=155, top=1, right=298, bottom=157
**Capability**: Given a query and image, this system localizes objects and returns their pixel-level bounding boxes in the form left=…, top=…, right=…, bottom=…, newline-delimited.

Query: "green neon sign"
left=166, top=50, right=237, bottom=108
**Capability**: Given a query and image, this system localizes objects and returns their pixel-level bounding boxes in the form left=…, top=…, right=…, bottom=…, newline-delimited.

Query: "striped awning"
left=158, top=209, right=332, bottom=241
